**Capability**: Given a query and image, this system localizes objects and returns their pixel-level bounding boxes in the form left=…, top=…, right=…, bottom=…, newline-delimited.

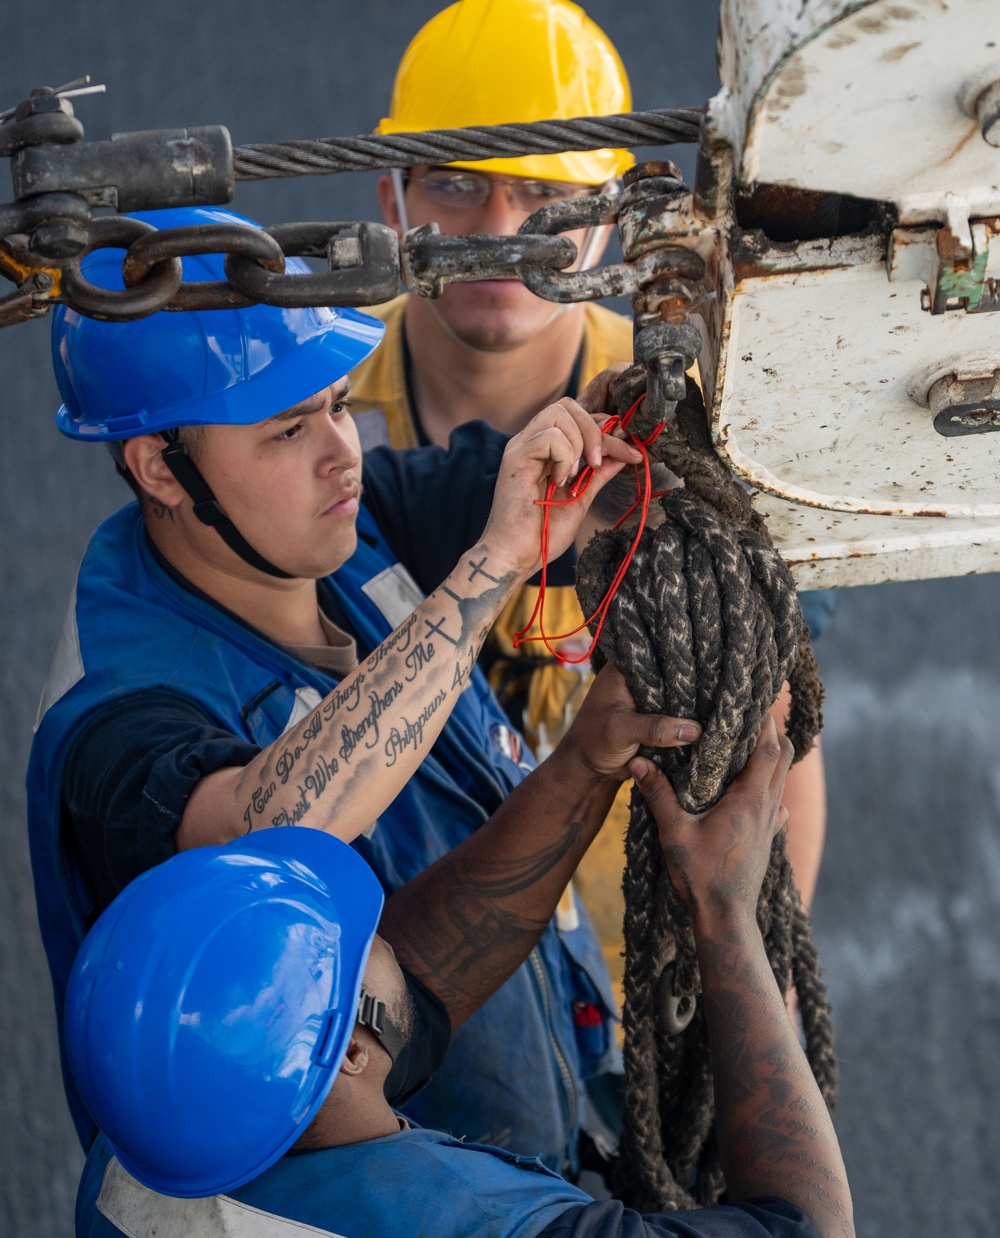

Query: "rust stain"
left=0, top=245, right=62, bottom=294
left=747, top=485, right=953, bottom=518
left=857, top=14, right=891, bottom=34
left=928, top=121, right=980, bottom=171
left=855, top=4, right=917, bottom=36
left=880, top=41, right=921, bottom=62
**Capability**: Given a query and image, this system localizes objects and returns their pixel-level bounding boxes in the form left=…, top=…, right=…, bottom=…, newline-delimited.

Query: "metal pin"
left=51, top=76, right=93, bottom=95
left=55, top=84, right=107, bottom=103
left=0, top=80, right=105, bottom=122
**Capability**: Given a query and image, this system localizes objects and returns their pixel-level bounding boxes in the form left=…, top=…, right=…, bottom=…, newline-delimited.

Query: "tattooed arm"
left=176, top=399, right=642, bottom=851
left=632, top=720, right=854, bottom=1238
left=379, top=666, right=700, bottom=1027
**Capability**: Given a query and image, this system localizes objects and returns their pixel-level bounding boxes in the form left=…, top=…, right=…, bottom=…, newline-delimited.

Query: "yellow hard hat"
left=377, top=0, right=634, bottom=185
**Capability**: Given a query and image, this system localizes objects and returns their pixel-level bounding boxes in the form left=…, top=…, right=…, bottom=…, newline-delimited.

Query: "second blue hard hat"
left=52, top=206, right=385, bottom=442
left=64, top=827, right=385, bottom=1198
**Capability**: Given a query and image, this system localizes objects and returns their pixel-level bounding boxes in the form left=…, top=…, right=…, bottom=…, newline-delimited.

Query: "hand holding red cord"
left=480, top=396, right=643, bottom=582
left=514, top=391, right=668, bottom=665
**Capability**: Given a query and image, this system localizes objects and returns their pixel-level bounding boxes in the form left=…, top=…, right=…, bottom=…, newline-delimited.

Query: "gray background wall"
left=1, top=3, right=997, bottom=1234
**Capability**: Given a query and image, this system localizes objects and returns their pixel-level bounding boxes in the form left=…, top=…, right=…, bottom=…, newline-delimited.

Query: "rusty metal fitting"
left=635, top=319, right=703, bottom=411
left=624, top=159, right=683, bottom=187
left=30, top=219, right=90, bottom=259
left=17, top=192, right=92, bottom=259
left=402, top=221, right=576, bottom=298
left=637, top=272, right=707, bottom=323
left=0, top=270, right=58, bottom=329
left=0, top=90, right=83, bottom=158
left=12, top=126, right=234, bottom=213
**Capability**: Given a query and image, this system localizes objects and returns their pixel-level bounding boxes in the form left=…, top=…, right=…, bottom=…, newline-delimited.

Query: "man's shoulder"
left=350, top=295, right=418, bottom=450
left=349, top=293, right=405, bottom=400
left=581, top=304, right=633, bottom=382
left=235, top=1130, right=588, bottom=1237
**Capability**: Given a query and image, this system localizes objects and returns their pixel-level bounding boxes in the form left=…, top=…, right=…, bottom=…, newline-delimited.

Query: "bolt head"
left=29, top=220, right=89, bottom=259
left=15, top=92, right=71, bottom=121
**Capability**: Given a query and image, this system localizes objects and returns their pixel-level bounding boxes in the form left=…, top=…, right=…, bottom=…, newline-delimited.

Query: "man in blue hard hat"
left=28, top=205, right=701, bottom=1174
left=67, top=722, right=854, bottom=1238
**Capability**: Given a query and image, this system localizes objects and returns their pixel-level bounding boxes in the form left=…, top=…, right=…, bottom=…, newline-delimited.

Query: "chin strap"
left=357, top=988, right=406, bottom=1064
left=159, top=431, right=293, bottom=580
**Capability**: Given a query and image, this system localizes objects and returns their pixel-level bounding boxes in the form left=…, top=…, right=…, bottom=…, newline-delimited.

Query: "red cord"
left=513, top=397, right=664, bottom=666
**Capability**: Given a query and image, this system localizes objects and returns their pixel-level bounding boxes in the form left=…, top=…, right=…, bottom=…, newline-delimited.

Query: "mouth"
left=321, top=483, right=361, bottom=518
left=460, top=277, right=525, bottom=290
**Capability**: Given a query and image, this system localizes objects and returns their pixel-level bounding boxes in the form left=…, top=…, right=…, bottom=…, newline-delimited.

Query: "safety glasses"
left=408, top=167, right=601, bottom=212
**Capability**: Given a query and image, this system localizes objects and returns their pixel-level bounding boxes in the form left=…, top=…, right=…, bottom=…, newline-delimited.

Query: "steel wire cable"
left=233, top=107, right=705, bottom=180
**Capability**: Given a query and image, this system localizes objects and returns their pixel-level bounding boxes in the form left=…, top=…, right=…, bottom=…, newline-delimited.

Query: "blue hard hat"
left=64, top=827, right=384, bottom=1198
left=52, top=206, right=385, bottom=442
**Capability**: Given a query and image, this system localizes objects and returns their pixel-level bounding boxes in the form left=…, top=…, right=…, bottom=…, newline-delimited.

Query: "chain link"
left=401, top=225, right=577, bottom=298
left=0, top=95, right=708, bottom=324
left=0, top=175, right=696, bottom=321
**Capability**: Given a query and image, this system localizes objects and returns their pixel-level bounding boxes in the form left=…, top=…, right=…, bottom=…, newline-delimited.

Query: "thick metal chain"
left=232, top=108, right=704, bottom=179
left=0, top=175, right=702, bottom=323
left=0, top=92, right=706, bottom=325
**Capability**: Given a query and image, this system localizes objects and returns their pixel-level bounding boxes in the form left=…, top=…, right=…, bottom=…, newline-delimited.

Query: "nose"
left=477, top=181, right=527, bottom=237
left=317, top=404, right=361, bottom=475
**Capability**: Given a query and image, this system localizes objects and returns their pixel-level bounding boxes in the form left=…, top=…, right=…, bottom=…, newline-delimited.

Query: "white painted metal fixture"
left=651, top=0, right=1000, bottom=587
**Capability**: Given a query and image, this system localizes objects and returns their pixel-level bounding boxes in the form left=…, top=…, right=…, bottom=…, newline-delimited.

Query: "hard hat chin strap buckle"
left=357, top=987, right=405, bottom=1064
left=159, top=432, right=293, bottom=580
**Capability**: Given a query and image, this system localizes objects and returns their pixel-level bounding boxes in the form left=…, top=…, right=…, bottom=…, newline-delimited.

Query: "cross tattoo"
left=468, top=556, right=501, bottom=585
left=424, top=616, right=460, bottom=646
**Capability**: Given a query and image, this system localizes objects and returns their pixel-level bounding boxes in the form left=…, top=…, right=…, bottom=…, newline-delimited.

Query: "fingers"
left=621, top=710, right=702, bottom=750
left=576, top=362, right=630, bottom=415
left=555, top=396, right=610, bottom=471
left=732, top=715, right=791, bottom=799
left=629, top=757, right=686, bottom=828
left=597, top=433, right=644, bottom=466
left=516, top=399, right=641, bottom=488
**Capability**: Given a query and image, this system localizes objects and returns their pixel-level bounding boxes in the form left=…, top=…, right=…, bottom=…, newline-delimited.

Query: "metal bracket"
left=926, top=217, right=1000, bottom=315
left=928, top=369, right=1000, bottom=437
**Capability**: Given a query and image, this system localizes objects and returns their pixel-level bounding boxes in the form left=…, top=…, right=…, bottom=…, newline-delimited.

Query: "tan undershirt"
left=284, top=609, right=359, bottom=676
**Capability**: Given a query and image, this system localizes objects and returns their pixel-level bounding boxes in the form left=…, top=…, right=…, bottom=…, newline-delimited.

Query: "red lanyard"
left=513, top=396, right=667, bottom=666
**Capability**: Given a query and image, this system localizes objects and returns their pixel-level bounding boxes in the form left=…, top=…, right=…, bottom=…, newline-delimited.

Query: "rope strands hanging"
left=232, top=107, right=705, bottom=180
left=575, top=369, right=836, bottom=1212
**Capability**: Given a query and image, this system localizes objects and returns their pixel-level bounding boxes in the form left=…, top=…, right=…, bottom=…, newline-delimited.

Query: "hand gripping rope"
left=539, top=371, right=837, bottom=1212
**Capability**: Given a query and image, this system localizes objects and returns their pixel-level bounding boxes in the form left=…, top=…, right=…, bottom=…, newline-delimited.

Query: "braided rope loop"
left=576, top=375, right=836, bottom=1211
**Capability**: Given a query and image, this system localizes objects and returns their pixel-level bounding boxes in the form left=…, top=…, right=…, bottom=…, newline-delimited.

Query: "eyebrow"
left=267, top=380, right=352, bottom=425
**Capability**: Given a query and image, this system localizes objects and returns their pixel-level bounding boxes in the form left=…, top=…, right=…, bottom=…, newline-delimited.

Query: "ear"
left=338, top=1034, right=370, bottom=1078
left=377, top=173, right=405, bottom=239
left=123, top=435, right=187, bottom=508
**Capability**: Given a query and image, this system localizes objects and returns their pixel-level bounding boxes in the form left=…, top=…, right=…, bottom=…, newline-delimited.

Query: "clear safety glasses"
left=408, top=167, right=602, bottom=212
